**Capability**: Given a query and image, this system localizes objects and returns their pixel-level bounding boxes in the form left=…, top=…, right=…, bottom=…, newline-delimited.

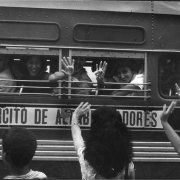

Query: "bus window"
left=159, top=53, right=180, bottom=97
left=95, top=58, right=144, bottom=97
left=70, top=54, right=145, bottom=99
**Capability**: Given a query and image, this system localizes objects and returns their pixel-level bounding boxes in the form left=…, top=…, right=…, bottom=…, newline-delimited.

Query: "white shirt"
left=130, top=73, right=144, bottom=90
left=4, top=169, right=47, bottom=179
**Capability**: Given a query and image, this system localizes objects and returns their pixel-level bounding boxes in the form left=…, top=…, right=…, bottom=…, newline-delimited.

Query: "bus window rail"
left=0, top=79, right=151, bottom=99
left=57, top=86, right=150, bottom=92
left=0, top=140, right=179, bottom=162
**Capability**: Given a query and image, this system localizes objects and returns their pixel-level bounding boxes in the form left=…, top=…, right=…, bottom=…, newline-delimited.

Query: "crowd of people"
left=0, top=55, right=145, bottom=97
left=1, top=97, right=180, bottom=179
left=1, top=56, right=180, bottom=179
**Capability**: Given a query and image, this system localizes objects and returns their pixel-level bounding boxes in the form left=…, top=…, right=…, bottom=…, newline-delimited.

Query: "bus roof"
left=0, top=1, right=180, bottom=16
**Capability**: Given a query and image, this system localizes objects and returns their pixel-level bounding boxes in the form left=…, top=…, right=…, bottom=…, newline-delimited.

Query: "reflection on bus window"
left=96, top=59, right=144, bottom=96
left=159, top=53, right=180, bottom=97
left=0, top=54, right=16, bottom=92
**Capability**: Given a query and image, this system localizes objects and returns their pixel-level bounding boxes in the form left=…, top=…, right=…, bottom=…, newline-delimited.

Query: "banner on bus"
left=0, top=107, right=163, bottom=128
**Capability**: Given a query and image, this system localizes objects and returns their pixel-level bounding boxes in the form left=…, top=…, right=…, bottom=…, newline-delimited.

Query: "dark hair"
left=115, top=59, right=144, bottom=75
left=2, top=127, right=37, bottom=168
left=84, top=107, right=132, bottom=178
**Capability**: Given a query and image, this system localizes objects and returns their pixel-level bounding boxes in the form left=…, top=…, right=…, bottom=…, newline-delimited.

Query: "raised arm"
left=71, top=102, right=91, bottom=151
left=111, top=84, right=140, bottom=96
left=95, top=61, right=107, bottom=83
left=49, top=57, right=75, bottom=82
left=160, top=101, right=180, bottom=154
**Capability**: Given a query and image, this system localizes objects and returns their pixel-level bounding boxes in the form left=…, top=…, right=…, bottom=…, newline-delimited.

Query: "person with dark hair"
left=71, top=102, right=135, bottom=179
left=18, top=56, right=91, bottom=95
left=96, top=60, right=144, bottom=96
left=2, top=127, right=47, bottom=179
left=20, top=55, right=52, bottom=93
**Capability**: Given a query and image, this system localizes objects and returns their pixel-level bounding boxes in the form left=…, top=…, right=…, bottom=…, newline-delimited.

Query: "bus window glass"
left=70, top=56, right=145, bottom=98
left=159, top=53, right=180, bottom=97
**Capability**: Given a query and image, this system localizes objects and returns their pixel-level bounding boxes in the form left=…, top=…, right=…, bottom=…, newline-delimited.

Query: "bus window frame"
left=0, top=46, right=60, bottom=99
left=0, top=47, right=149, bottom=105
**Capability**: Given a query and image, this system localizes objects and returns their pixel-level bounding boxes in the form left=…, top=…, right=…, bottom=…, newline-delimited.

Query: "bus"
left=0, top=1, right=180, bottom=179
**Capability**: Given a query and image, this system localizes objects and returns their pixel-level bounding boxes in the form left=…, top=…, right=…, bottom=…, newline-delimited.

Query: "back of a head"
left=2, top=127, right=37, bottom=168
left=117, top=59, right=140, bottom=73
left=90, top=106, right=123, bottom=134
left=84, top=106, right=132, bottom=179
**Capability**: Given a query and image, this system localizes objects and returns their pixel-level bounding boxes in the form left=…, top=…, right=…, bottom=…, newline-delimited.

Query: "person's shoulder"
left=131, top=73, right=144, bottom=82
left=134, top=73, right=143, bottom=78
left=0, top=68, right=14, bottom=78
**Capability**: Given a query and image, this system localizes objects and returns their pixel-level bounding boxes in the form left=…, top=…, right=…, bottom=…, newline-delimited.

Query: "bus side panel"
left=154, top=14, right=180, bottom=50
left=0, top=7, right=152, bottom=49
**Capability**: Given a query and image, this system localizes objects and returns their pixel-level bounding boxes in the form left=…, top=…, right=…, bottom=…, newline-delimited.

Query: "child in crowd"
left=71, top=102, right=135, bottom=180
left=2, top=127, right=47, bottom=179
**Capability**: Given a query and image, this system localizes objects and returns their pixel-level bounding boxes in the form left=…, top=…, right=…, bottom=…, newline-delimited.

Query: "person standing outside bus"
left=160, top=101, right=180, bottom=155
left=2, top=127, right=47, bottom=179
left=71, top=102, right=135, bottom=179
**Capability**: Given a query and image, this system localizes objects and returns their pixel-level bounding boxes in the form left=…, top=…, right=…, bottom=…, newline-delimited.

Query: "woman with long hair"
left=71, top=102, right=135, bottom=180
